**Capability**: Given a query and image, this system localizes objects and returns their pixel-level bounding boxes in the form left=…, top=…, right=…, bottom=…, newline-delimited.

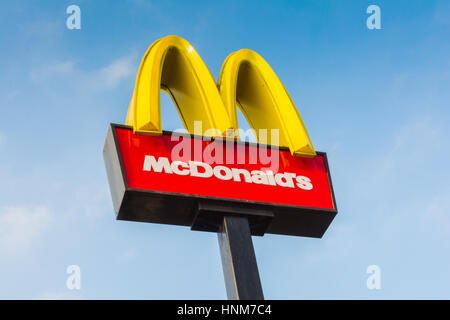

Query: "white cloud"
left=433, top=0, right=450, bottom=26
left=304, top=223, right=358, bottom=264
left=352, top=117, right=443, bottom=199
left=29, top=53, right=137, bottom=90
left=119, top=248, right=137, bottom=262
left=0, top=206, right=51, bottom=256
left=6, top=90, right=20, bottom=101
left=303, top=116, right=450, bottom=264
left=425, top=194, right=450, bottom=234
left=391, top=117, right=440, bottom=154
left=356, top=117, right=450, bottom=238
left=30, top=61, right=75, bottom=82
left=74, top=183, right=111, bottom=219
left=89, top=54, right=137, bottom=89
left=20, top=19, right=61, bottom=40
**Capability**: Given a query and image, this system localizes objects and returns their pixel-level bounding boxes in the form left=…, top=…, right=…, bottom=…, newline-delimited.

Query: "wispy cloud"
left=29, top=53, right=137, bottom=90
left=20, top=19, right=62, bottom=40
left=119, top=248, right=137, bottom=262
left=30, top=61, right=75, bottom=82
left=425, top=194, right=450, bottom=234
left=88, top=53, right=137, bottom=89
left=433, top=0, right=450, bottom=26
left=351, top=117, right=443, bottom=201
left=74, top=183, right=111, bottom=220
left=0, top=206, right=52, bottom=257
left=303, top=116, right=450, bottom=265
left=304, top=223, right=359, bottom=264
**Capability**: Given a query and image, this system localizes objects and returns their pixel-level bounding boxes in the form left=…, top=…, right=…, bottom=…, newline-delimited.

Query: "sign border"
left=103, top=123, right=338, bottom=238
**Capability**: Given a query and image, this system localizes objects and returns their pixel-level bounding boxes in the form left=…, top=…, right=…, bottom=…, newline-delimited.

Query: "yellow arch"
left=125, top=35, right=233, bottom=138
left=218, top=49, right=316, bottom=157
left=126, top=35, right=315, bottom=157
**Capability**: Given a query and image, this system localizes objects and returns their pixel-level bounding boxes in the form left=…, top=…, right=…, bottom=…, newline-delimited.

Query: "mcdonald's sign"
left=103, top=36, right=337, bottom=238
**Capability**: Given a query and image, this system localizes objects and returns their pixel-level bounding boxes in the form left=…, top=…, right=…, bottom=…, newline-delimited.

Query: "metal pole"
left=217, top=215, right=264, bottom=300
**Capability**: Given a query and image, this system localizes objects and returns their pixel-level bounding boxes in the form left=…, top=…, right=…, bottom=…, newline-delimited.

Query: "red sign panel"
left=116, top=127, right=335, bottom=210
left=104, top=124, right=337, bottom=237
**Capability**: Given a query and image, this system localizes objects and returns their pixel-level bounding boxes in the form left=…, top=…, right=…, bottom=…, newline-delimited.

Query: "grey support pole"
left=218, top=215, right=264, bottom=300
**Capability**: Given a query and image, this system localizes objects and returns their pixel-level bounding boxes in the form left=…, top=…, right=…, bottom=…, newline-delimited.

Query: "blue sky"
left=0, top=0, right=449, bottom=299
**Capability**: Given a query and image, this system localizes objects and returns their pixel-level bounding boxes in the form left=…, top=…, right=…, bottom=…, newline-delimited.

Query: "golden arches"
left=126, top=35, right=316, bottom=157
